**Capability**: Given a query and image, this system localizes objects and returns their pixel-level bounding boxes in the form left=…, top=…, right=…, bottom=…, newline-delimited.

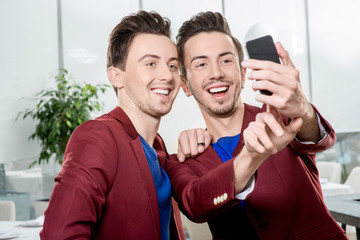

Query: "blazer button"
left=213, top=197, right=218, bottom=205
left=224, top=193, right=228, bottom=200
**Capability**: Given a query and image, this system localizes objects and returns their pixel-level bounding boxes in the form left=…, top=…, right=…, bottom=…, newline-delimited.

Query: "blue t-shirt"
left=212, top=133, right=240, bottom=162
left=139, top=135, right=171, bottom=240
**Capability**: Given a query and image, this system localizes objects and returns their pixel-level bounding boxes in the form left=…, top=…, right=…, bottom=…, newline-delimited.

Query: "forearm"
left=296, top=103, right=321, bottom=143
left=233, top=148, right=267, bottom=193
left=167, top=157, right=239, bottom=222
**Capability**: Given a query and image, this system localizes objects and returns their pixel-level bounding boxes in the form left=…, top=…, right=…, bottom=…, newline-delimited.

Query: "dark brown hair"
left=176, top=11, right=244, bottom=77
left=107, top=10, right=172, bottom=94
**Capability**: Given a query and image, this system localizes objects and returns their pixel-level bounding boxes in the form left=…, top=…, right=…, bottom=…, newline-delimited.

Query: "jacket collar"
left=108, top=106, right=139, bottom=139
left=108, top=106, right=168, bottom=161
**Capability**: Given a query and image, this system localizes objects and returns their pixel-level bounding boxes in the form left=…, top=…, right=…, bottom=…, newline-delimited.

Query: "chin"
left=151, top=107, right=172, bottom=118
left=210, top=104, right=236, bottom=117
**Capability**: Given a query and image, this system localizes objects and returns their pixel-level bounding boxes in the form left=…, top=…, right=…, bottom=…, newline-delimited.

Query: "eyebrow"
left=138, top=54, right=178, bottom=62
left=138, top=54, right=160, bottom=62
left=190, top=51, right=235, bottom=64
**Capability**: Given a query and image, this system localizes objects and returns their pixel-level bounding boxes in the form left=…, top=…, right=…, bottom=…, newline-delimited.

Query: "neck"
left=201, top=102, right=245, bottom=143
left=119, top=102, right=160, bottom=147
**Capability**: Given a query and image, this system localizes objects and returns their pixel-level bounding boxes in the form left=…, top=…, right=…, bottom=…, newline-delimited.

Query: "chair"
left=344, top=166, right=360, bottom=193
left=0, top=200, right=16, bottom=221
left=316, top=161, right=342, bottom=183
left=180, top=213, right=212, bottom=240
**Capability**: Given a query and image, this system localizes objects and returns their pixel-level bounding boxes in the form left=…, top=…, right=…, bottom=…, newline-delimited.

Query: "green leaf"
left=66, top=120, right=72, bottom=128
left=16, top=68, right=110, bottom=167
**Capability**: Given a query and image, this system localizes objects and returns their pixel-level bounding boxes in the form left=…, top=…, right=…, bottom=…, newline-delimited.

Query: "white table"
left=0, top=221, right=41, bottom=240
left=321, top=180, right=354, bottom=197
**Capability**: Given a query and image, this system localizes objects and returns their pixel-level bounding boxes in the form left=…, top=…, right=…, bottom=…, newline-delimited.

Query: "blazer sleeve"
left=40, top=120, right=118, bottom=240
left=289, top=104, right=336, bottom=155
left=166, top=154, right=240, bottom=223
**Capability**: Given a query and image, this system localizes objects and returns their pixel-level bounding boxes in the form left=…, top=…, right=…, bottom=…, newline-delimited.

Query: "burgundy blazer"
left=40, top=107, right=185, bottom=240
left=166, top=104, right=347, bottom=240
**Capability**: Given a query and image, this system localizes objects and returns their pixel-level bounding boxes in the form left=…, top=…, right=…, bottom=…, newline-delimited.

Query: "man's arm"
left=40, top=121, right=117, bottom=239
left=168, top=108, right=302, bottom=221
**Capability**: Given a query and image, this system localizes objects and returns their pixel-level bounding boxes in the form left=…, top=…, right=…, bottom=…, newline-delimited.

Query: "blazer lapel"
left=130, top=140, right=161, bottom=239
left=109, top=107, right=161, bottom=238
left=233, top=104, right=264, bottom=156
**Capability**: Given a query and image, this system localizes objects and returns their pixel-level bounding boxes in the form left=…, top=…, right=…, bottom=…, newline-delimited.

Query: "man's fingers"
left=195, top=128, right=205, bottom=155
left=177, top=128, right=212, bottom=161
left=275, top=42, right=294, bottom=67
left=187, top=130, right=199, bottom=157
left=257, top=111, right=284, bottom=137
left=288, top=117, right=303, bottom=133
left=177, top=148, right=186, bottom=163
left=204, top=131, right=212, bottom=149
left=177, top=131, right=192, bottom=160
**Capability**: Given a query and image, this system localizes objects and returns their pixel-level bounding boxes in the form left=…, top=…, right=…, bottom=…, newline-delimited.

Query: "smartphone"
left=245, top=35, right=280, bottom=95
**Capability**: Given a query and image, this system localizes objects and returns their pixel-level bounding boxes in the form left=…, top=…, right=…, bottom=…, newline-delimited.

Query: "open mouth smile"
left=208, top=86, right=229, bottom=95
left=152, top=88, right=170, bottom=96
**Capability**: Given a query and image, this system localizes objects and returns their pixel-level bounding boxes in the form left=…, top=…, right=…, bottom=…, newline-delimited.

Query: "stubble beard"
left=190, top=85, right=240, bottom=118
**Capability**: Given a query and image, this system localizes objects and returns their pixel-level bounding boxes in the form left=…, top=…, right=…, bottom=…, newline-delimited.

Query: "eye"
left=221, top=59, right=232, bottom=64
left=195, top=62, right=207, bottom=68
left=146, top=62, right=156, bottom=67
left=169, top=64, right=178, bottom=71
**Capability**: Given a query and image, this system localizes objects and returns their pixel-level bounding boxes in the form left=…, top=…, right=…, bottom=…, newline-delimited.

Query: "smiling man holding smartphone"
left=166, top=11, right=347, bottom=240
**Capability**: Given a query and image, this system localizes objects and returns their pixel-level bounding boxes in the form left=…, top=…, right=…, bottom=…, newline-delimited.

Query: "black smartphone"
left=245, top=35, right=280, bottom=96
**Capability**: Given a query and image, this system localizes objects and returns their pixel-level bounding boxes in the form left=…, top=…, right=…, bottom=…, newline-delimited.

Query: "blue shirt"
left=212, top=134, right=240, bottom=163
left=139, top=135, right=171, bottom=240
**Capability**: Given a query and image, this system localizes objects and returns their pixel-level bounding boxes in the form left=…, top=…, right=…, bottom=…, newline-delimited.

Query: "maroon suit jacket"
left=166, top=104, right=347, bottom=240
left=40, top=107, right=185, bottom=240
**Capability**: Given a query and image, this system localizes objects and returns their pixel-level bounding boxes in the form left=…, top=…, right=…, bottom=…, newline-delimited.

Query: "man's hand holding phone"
left=243, top=36, right=311, bottom=120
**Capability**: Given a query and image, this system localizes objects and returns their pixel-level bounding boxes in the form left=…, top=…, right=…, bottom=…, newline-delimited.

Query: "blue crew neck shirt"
left=139, top=135, right=171, bottom=240
left=212, top=133, right=241, bottom=162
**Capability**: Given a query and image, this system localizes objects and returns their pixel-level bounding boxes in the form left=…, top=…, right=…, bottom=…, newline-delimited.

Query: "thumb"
left=288, top=117, right=303, bottom=133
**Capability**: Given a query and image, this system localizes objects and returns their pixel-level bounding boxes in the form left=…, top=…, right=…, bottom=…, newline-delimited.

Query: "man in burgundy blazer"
left=41, top=11, right=185, bottom=239
left=166, top=12, right=347, bottom=239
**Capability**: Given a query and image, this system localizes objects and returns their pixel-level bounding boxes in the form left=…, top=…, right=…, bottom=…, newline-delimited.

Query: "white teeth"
left=152, top=89, right=169, bottom=95
left=209, top=86, right=228, bottom=93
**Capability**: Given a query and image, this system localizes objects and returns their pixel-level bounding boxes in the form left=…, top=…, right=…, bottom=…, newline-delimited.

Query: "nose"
left=158, top=62, right=173, bottom=81
left=209, top=62, right=224, bottom=80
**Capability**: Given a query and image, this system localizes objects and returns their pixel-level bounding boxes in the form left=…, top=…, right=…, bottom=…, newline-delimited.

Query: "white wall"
left=0, top=0, right=58, bottom=164
left=308, top=0, right=360, bottom=133
left=1, top=0, right=359, bottom=167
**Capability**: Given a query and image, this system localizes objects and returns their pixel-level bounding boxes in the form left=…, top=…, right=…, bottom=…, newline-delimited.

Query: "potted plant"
left=17, top=69, right=109, bottom=168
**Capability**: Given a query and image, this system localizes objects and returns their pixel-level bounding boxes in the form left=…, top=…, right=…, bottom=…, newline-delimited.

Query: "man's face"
left=120, top=33, right=181, bottom=118
left=183, top=31, right=245, bottom=117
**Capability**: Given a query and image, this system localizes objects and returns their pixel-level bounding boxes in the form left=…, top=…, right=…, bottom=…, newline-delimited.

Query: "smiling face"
left=112, top=33, right=181, bottom=119
left=182, top=31, right=245, bottom=117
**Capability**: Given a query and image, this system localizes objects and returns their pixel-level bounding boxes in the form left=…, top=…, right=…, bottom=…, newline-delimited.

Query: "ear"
left=107, top=66, right=124, bottom=90
left=180, top=76, right=192, bottom=97
left=241, top=67, right=247, bottom=89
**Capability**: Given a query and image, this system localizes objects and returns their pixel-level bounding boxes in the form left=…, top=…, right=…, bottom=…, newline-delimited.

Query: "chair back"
left=344, top=166, right=360, bottom=193
left=0, top=200, right=16, bottom=221
left=316, top=161, right=342, bottom=183
left=180, top=213, right=212, bottom=240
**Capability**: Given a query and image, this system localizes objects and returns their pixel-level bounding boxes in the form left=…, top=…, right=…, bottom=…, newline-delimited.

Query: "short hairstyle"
left=176, top=11, right=244, bottom=77
left=107, top=10, right=172, bottom=94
